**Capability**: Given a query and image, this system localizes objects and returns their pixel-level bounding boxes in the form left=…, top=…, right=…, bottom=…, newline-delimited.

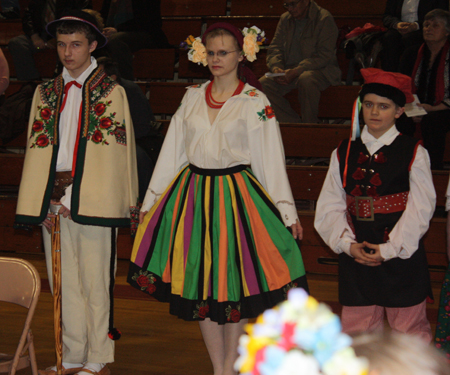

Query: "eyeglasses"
left=206, top=50, right=239, bottom=58
left=283, top=0, right=301, bottom=8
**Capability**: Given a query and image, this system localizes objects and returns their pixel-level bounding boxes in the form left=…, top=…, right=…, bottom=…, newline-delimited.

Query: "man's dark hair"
left=97, top=56, right=121, bottom=83
left=56, top=21, right=97, bottom=45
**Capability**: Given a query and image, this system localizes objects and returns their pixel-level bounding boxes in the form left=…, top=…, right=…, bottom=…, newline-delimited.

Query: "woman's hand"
left=291, top=219, right=303, bottom=240
left=139, top=211, right=148, bottom=224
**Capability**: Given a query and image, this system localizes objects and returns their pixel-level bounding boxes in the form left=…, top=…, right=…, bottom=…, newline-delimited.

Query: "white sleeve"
left=446, top=174, right=450, bottom=211
left=314, top=149, right=355, bottom=256
left=380, top=145, right=436, bottom=260
left=141, top=92, right=189, bottom=212
left=247, top=94, right=298, bottom=227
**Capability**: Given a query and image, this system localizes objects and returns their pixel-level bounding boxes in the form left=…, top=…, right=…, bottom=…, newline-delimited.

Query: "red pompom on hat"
left=359, top=68, right=414, bottom=105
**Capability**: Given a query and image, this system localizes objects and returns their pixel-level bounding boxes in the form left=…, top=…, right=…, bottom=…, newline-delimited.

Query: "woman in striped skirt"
left=127, top=22, right=308, bottom=375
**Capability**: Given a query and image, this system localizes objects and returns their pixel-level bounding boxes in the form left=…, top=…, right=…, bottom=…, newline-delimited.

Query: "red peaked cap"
left=360, top=68, right=414, bottom=105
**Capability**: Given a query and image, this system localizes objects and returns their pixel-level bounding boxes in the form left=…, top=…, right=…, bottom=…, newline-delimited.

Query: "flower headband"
left=180, top=24, right=267, bottom=67
left=235, top=289, right=369, bottom=375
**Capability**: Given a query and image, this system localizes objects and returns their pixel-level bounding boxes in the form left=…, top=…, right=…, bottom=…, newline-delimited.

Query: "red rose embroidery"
left=32, top=120, right=44, bottom=132
left=92, top=130, right=103, bottom=143
left=369, top=173, right=382, bottom=186
left=40, top=108, right=52, bottom=120
left=198, top=305, right=209, bottom=319
left=94, top=103, right=106, bottom=116
left=357, top=152, right=369, bottom=164
left=373, top=152, right=387, bottom=164
left=99, top=117, right=113, bottom=129
left=147, top=284, right=156, bottom=294
left=249, top=91, right=256, bottom=96
left=230, top=309, right=241, bottom=322
left=352, top=167, right=365, bottom=180
left=366, top=186, right=378, bottom=197
left=36, top=134, right=49, bottom=147
left=136, top=275, right=150, bottom=288
left=350, top=185, right=362, bottom=196
left=264, top=106, right=275, bottom=119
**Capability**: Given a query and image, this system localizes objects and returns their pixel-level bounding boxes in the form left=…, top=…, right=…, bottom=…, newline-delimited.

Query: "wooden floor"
left=0, top=251, right=444, bottom=375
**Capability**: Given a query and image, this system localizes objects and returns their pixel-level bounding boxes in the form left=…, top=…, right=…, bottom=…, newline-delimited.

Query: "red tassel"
left=383, top=227, right=389, bottom=242
left=369, top=173, right=382, bottom=186
left=357, top=152, right=369, bottom=164
left=350, top=185, right=363, bottom=196
left=374, top=152, right=387, bottom=163
left=108, top=328, right=122, bottom=340
left=352, top=167, right=366, bottom=180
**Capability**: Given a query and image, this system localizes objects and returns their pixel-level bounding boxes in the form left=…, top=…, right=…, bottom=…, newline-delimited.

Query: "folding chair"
left=0, top=257, right=41, bottom=375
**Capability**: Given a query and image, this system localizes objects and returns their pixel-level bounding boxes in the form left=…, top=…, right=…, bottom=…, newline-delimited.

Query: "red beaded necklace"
left=205, top=80, right=245, bottom=109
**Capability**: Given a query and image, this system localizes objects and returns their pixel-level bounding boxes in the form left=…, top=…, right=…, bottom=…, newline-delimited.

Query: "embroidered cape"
left=15, top=68, right=139, bottom=230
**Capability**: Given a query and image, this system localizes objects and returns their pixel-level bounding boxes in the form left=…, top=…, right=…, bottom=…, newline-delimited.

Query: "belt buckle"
left=355, top=196, right=374, bottom=221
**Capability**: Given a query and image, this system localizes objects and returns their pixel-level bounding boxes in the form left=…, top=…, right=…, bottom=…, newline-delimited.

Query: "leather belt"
left=51, top=171, right=73, bottom=201
left=346, top=192, right=409, bottom=221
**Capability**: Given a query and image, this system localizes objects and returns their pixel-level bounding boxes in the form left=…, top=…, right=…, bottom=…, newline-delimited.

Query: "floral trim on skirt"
left=128, top=164, right=308, bottom=324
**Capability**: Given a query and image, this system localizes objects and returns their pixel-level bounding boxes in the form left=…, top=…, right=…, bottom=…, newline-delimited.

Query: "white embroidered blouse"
left=141, top=82, right=299, bottom=227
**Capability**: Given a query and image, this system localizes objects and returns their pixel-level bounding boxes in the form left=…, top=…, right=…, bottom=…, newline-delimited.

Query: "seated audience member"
left=398, top=9, right=450, bottom=170
left=380, top=0, right=448, bottom=72
left=100, top=0, right=170, bottom=80
left=352, top=332, right=450, bottom=375
left=0, top=48, right=9, bottom=96
left=259, top=0, right=341, bottom=124
left=8, top=0, right=91, bottom=81
left=97, top=57, right=162, bottom=201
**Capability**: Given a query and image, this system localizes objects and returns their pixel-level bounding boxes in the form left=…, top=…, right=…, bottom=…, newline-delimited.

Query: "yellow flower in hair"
left=243, top=33, right=259, bottom=62
left=191, top=39, right=207, bottom=66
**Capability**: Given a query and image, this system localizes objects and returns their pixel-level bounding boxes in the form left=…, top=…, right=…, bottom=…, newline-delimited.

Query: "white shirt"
left=314, top=125, right=436, bottom=260
left=141, top=82, right=299, bottom=227
left=58, top=57, right=97, bottom=209
left=401, top=0, right=420, bottom=24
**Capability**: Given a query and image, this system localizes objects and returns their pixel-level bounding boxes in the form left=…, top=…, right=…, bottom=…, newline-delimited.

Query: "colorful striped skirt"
left=127, top=164, right=308, bottom=324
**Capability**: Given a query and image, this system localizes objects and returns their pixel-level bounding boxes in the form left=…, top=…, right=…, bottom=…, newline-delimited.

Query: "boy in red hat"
left=314, top=68, right=436, bottom=339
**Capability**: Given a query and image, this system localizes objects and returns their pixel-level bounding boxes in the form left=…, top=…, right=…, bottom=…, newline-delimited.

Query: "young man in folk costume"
left=15, top=10, right=138, bottom=375
left=314, top=68, right=436, bottom=341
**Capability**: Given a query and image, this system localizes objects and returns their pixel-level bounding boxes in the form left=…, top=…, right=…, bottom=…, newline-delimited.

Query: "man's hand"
left=396, top=22, right=417, bottom=35
left=272, top=67, right=288, bottom=85
left=31, top=33, right=46, bottom=49
left=41, top=201, right=71, bottom=233
left=291, top=219, right=303, bottom=240
left=103, top=27, right=117, bottom=38
left=350, top=242, right=383, bottom=266
left=284, top=68, right=300, bottom=84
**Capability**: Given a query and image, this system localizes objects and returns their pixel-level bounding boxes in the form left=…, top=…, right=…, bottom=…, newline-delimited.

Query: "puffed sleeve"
left=379, top=144, right=436, bottom=260
left=247, top=93, right=298, bottom=227
left=140, top=89, right=190, bottom=212
left=314, top=149, right=355, bottom=256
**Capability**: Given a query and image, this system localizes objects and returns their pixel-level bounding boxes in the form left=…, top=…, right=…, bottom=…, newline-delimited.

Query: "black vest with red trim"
left=336, top=135, right=431, bottom=307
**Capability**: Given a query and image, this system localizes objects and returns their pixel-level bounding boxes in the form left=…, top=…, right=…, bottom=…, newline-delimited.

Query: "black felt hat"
left=46, top=9, right=107, bottom=48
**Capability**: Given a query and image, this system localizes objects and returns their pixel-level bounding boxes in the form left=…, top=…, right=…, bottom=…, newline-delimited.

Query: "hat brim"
left=46, top=16, right=108, bottom=49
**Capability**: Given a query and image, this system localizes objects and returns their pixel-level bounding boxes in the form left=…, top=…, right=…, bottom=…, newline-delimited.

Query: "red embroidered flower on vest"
left=352, top=167, right=365, bottom=180
left=373, top=152, right=387, bottom=163
left=369, top=173, right=382, bottom=186
left=357, top=152, right=369, bottom=164
left=350, top=185, right=363, bottom=196
left=366, top=186, right=378, bottom=197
